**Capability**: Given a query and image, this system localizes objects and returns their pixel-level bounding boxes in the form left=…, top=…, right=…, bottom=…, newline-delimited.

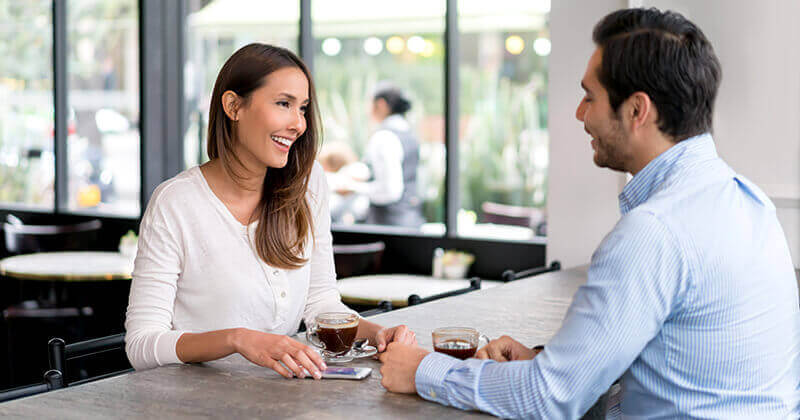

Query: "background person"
left=343, top=84, right=425, bottom=228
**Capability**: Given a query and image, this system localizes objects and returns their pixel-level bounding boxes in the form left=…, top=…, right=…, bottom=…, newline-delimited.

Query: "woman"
left=125, top=44, right=415, bottom=380
left=346, top=85, right=425, bottom=228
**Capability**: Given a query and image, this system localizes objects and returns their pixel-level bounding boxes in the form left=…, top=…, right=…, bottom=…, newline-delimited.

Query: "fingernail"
left=321, top=362, right=327, bottom=370
left=313, top=371, right=322, bottom=380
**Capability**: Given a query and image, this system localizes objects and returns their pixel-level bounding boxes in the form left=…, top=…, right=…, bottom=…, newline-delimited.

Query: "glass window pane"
left=313, top=0, right=446, bottom=233
left=184, top=0, right=299, bottom=169
left=67, top=0, right=140, bottom=217
left=0, top=1, right=54, bottom=209
left=458, top=0, right=550, bottom=241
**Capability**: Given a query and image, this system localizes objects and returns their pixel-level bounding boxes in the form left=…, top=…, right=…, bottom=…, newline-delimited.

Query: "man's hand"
left=378, top=342, right=429, bottom=394
left=475, top=335, right=538, bottom=362
left=375, top=324, right=417, bottom=352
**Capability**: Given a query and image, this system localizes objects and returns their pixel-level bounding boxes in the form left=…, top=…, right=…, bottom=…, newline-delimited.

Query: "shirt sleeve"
left=415, top=210, right=691, bottom=418
left=303, top=162, right=356, bottom=324
left=352, top=130, right=404, bottom=205
left=124, top=187, right=187, bottom=370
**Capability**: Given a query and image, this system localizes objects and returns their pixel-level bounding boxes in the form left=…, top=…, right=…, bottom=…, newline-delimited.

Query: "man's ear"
left=627, top=91, right=652, bottom=130
left=222, top=90, right=241, bottom=121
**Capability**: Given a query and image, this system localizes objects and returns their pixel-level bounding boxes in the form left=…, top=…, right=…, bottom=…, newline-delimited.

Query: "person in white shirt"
left=343, top=85, right=425, bottom=228
left=125, top=43, right=416, bottom=380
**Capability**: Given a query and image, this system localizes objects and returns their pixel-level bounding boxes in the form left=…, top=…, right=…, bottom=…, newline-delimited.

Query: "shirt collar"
left=382, top=114, right=410, bottom=132
left=619, top=133, right=717, bottom=214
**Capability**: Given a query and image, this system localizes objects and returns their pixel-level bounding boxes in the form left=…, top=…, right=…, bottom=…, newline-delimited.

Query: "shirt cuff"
left=415, top=352, right=462, bottom=404
left=155, top=330, right=185, bottom=366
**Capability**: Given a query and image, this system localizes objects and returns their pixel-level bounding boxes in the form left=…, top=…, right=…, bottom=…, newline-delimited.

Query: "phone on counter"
left=311, top=367, right=372, bottom=380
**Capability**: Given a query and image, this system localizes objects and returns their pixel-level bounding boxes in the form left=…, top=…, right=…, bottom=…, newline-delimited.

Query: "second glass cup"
left=432, top=327, right=489, bottom=360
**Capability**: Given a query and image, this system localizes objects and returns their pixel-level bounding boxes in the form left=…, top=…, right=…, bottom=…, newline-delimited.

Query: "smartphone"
left=310, top=367, right=372, bottom=380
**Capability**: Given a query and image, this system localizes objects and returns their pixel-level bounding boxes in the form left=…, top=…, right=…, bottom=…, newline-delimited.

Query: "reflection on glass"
left=184, top=0, right=299, bottom=168
left=67, top=0, right=140, bottom=216
left=0, top=1, right=54, bottom=209
left=458, top=0, right=550, bottom=241
left=312, top=0, right=446, bottom=233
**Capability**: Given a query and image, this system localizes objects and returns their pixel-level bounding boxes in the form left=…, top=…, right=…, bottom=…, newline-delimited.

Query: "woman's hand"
left=233, top=329, right=327, bottom=379
left=375, top=324, right=417, bottom=352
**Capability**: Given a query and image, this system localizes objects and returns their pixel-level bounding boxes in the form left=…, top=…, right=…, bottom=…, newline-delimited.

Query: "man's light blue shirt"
left=415, top=134, right=800, bottom=419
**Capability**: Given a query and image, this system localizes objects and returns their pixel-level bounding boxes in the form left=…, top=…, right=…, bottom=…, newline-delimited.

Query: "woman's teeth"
left=272, top=136, right=292, bottom=147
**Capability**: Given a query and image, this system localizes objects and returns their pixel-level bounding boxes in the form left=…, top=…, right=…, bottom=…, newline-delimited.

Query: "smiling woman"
left=125, top=44, right=417, bottom=380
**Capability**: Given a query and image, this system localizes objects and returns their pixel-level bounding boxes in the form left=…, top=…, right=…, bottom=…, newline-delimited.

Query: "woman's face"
left=232, top=67, right=309, bottom=172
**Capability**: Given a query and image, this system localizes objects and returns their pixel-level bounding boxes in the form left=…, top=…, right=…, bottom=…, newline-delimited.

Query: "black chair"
left=407, top=277, right=482, bottom=306
left=501, top=261, right=561, bottom=282
left=3, top=216, right=102, bottom=255
left=48, top=333, right=132, bottom=387
left=333, top=242, right=385, bottom=279
left=0, top=370, right=64, bottom=402
left=358, top=300, right=393, bottom=317
left=2, top=216, right=104, bottom=388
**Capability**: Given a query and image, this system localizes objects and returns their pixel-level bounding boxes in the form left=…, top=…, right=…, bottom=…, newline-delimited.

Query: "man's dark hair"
left=593, top=8, right=721, bottom=141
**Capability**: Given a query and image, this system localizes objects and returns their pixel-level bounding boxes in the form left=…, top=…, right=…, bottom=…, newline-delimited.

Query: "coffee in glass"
left=306, top=312, right=360, bottom=356
left=432, top=327, right=489, bottom=360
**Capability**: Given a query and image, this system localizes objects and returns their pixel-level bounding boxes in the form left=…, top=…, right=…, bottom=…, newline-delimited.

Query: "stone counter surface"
left=0, top=267, right=588, bottom=419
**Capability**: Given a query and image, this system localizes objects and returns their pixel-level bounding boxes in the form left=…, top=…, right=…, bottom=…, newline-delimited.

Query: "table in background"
left=0, top=266, right=589, bottom=419
left=338, top=274, right=504, bottom=308
left=0, top=252, right=133, bottom=283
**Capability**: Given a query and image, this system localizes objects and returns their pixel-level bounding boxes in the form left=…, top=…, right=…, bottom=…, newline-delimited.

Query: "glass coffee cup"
left=432, top=327, right=489, bottom=360
left=306, top=312, right=360, bottom=358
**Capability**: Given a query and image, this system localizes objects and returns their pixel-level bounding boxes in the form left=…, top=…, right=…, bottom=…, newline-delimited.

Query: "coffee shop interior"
left=0, top=0, right=798, bottom=412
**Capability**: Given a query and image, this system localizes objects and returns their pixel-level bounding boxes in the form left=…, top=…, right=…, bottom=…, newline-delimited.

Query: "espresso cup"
left=432, top=327, right=489, bottom=360
left=306, top=312, right=359, bottom=356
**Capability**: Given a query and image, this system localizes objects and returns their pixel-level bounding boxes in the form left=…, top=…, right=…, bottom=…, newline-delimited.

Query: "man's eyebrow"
left=580, top=81, right=590, bottom=92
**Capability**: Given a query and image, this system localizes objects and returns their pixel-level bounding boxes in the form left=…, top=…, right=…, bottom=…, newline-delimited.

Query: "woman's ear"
left=222, top=90, right=240, bottom=121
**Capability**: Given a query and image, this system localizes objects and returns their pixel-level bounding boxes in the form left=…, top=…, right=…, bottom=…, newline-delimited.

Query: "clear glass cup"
left=432, top=327, right=489, bottom=360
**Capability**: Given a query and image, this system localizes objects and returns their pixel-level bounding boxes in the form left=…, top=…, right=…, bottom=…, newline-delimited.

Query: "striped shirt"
left=415, top=134, right=800, bottom=419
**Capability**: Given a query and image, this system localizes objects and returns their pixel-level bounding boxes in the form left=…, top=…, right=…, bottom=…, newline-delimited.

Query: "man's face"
left=575, top=48, right=633, bottom=172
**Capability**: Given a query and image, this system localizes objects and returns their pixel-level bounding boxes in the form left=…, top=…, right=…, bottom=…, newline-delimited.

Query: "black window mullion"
left=53, top=0, right=68, bottom=213
left=140, top=0, right=184, bottom=214
left=444, top=0, right=459, bottom=237
left=299, top=0, right=312, bottom=72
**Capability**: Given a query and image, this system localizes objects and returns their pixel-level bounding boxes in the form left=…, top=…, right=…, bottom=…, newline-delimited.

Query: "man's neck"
left=628, top=131, right=676, bottom=176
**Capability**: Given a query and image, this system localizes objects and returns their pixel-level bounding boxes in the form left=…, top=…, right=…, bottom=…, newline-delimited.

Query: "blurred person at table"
left=317, top=141, right=369, bottom=225
left=339, top=84, right=425, bottom=228
left=125, top=44, right=416, bottom=380
left=378, top=8, right=800, bottom=418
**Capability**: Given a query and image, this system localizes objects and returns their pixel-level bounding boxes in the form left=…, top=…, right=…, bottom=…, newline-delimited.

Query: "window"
left=312, top=0, right=446, bottom=233
left=458, top=0, right=549, bottom=241
left=0, top=1, right=54, bottom=210
left=184, top=0, right=299, bottom=168
left=179, top=0, right=551, bottom=243
left=67, top=0, right=140, bottom=217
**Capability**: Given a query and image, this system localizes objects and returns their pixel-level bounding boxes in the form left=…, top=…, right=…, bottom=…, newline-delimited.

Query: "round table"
left=0, top=251, right=134, bottom=282
left=337, top=274, right=503, bottom=308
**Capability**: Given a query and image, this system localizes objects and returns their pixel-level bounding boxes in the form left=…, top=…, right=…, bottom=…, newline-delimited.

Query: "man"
left=378, top=8, right=800, bottom=419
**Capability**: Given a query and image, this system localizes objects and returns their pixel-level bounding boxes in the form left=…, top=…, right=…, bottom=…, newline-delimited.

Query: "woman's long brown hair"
left=206, top=43, right=319, bottom=269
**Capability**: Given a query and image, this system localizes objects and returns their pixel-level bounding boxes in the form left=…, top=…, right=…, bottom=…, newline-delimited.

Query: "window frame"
left=1, top=0, right=546, bottom=247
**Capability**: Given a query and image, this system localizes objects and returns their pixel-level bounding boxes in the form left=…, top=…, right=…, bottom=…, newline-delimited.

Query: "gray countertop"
left=0, top=266, right=588, bottom=419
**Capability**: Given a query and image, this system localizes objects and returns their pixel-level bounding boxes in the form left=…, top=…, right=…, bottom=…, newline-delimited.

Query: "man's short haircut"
left=593, top=8, right=721, bottom=141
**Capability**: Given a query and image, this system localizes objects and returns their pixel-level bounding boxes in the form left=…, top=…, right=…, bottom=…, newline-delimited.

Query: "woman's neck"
left=201, top=159, right=264, bottom=203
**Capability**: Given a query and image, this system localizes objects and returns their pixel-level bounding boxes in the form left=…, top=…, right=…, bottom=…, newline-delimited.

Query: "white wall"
left=547, top=0, right=800, bottom=268
left=546, top=0, right=628, bottom=269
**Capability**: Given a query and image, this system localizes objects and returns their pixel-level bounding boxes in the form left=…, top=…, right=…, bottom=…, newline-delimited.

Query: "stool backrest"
left=3, top=217, right=102, bottom=254
left=333, top=241, right=385, bottom=278
left=48, top=333, right=131, bottom=386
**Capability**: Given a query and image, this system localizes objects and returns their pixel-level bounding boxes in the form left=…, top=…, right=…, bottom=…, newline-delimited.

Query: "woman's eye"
left=277, top=101, right=290, bottom=107
left=300, top=105, right=307, bottom=114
